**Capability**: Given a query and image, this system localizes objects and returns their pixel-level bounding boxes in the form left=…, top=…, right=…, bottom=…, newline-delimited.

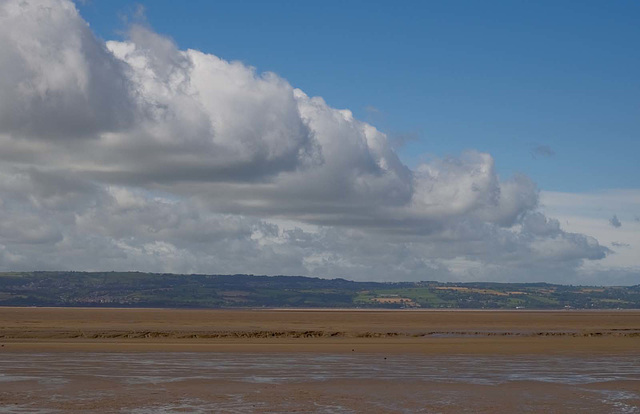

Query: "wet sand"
left=1, top=307, right=640, bottom=354
left=1, top=308, right=639, bottom=412
left=1, top=352, right=639, bottom=413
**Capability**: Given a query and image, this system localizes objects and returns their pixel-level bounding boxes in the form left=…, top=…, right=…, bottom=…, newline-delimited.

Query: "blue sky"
left=78, top=0, right=640, bottom=192
left=0, top=0, right=637, bottom=283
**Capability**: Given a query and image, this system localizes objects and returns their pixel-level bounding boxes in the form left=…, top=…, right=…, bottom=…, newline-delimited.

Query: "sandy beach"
left=1, top=307, right=639, bottom=354
left=1, top=308, right=639, bottom=413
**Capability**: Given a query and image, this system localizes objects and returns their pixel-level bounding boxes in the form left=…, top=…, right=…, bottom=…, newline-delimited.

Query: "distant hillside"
left=0, top=271, right=639, bottom=309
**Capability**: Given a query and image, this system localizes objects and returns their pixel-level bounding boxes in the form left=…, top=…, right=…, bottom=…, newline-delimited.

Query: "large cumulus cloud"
left=0, top=0, right=612, bottom=282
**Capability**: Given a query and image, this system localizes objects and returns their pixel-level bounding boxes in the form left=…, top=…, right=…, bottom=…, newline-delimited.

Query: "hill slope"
left=1, top=271, right=639, bottom=309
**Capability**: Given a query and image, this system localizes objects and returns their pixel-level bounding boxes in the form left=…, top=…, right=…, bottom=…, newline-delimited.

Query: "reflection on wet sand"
left=0, top=353, right=639, bottom=413
left=1, top=308, right=639, bottom=412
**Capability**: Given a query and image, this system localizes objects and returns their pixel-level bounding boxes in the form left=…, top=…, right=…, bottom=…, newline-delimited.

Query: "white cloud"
left=0, top=0, right=626, bottom=283
left=0, top=0, right=135, bottom=140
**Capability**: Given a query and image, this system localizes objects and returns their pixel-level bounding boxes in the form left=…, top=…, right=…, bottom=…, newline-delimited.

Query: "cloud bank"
left=0, top=0, right=616, bottom=282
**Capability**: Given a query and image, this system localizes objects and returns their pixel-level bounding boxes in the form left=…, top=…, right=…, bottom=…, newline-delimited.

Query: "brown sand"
left=1, top=308, right=639, bottom=413
left=3, top=376, right=639, bottom=413
left=1, top=307, right=639, bottom=354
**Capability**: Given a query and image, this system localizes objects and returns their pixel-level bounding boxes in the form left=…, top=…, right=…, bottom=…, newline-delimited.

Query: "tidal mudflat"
left=1, top=352, right=639, bottom=413
left=0, top=308, right=639, bottom=412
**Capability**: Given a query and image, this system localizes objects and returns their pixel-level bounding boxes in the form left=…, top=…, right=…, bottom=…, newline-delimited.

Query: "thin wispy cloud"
left=611, top=242, right=630, bottom=248
left=531, top=144, right=555, bottom=159
left=609, top=215, right=622, bottom=228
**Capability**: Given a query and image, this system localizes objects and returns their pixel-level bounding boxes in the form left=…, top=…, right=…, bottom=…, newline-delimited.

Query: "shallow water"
left=0, top=353, right=639, bottom=413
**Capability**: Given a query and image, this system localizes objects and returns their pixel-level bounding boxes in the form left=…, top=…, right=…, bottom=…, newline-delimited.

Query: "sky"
left=0, top=0, right=638, bottom=284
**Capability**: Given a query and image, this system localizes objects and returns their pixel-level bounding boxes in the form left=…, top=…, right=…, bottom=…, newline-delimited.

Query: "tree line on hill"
left=0, top=271, right=639, bottom=309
